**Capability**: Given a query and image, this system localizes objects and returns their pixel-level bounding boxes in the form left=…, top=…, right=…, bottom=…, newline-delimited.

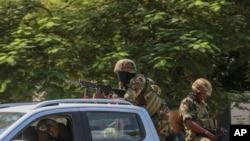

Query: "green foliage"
left=0, top=0, right=250, bottom=117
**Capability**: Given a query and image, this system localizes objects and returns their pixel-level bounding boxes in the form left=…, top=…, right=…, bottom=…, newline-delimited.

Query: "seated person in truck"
left=36, top=118, right=60, bottom=141
left=94, top=58, right=179, bottom=141
left=179, top=78, right=228, bottom=141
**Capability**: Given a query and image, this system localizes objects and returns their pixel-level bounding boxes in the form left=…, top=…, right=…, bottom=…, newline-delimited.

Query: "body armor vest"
left=144, top=89, right=164, bottom=116
left=186, top=95, right=217, bottom=128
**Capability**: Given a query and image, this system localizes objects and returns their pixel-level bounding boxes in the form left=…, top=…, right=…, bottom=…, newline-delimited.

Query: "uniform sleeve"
left=179, top=99, right=192, bottom=122
left=124, top=74, right=146, bottom=105
left=124, top=88, right=136, bottom=104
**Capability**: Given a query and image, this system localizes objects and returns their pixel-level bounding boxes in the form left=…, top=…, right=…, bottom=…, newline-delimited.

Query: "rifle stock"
left=66, top=79, right=125, bottom=98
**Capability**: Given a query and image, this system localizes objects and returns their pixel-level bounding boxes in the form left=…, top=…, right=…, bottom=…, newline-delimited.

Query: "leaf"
left=47, top=48, right=65, bottom=54
left=0, top=80, right=11, bottom=93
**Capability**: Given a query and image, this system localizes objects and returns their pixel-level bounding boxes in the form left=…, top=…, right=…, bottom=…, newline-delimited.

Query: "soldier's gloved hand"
left=218, top=127, right=228, bottom=134
left=93, top=88, right=106, bottom=99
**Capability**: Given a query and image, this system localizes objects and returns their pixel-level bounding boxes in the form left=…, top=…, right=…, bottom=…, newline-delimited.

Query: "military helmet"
left=36, top=118, right=59, bottom=136
left=192, top=78, right=212, bottom=96
left=114, top=59, right=136, bottom=73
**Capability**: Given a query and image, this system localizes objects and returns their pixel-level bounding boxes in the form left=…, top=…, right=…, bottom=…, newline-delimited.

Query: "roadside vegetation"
left=0, top=0, right=249, bottom=117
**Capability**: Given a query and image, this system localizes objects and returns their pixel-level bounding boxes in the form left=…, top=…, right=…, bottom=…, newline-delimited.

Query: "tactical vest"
left=185, top=96, right=217, bottom=128
left=144, top=78, right=164, bottom=116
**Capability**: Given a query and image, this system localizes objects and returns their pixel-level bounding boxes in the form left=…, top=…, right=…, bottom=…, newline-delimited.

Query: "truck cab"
left=0, top=99, right=160, bottom=141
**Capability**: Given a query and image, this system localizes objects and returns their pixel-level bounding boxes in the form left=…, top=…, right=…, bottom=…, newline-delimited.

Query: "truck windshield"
left=0, top=112, right=24, bottom=134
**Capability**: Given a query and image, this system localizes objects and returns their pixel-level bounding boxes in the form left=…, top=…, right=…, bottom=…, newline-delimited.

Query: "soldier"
left=36, top=118, right=60, bottom=141
left=94, top=58, right=179, bottom=141
left=179, top=78, right=227, bottom=141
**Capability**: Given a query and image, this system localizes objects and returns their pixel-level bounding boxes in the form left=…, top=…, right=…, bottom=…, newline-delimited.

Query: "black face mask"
left=117, top=71, right=135, bottom=89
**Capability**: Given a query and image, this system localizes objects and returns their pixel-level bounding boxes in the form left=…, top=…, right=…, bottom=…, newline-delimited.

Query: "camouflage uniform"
left=179, top=78, right=215, bottom=141
left=113, top=59, right=178, bottom=141
left=179, top=95, right=211, bottom=141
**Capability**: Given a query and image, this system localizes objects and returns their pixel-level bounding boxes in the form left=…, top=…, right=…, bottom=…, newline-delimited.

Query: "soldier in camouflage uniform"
left=94, top=59, right=179, bottom=141
left=36, top=119, right=60, bottom=141
left=179, top=78, right=218, bottom=141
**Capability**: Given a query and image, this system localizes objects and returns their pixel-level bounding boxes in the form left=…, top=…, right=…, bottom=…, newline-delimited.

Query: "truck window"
left=11, top=114, right=73, bottom=141
left=0, top=112, right=24, bottom=134
left=86, top=112, right=145, bottom=141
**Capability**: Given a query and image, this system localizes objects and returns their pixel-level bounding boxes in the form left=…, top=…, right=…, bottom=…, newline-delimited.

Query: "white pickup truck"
left=0, top=99, right=160, bottom=141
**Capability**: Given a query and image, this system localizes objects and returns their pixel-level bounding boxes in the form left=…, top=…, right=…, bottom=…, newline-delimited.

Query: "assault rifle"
left=66, top=78, right=126, bottom=98
left=202, top=126, right=229, bottom=141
